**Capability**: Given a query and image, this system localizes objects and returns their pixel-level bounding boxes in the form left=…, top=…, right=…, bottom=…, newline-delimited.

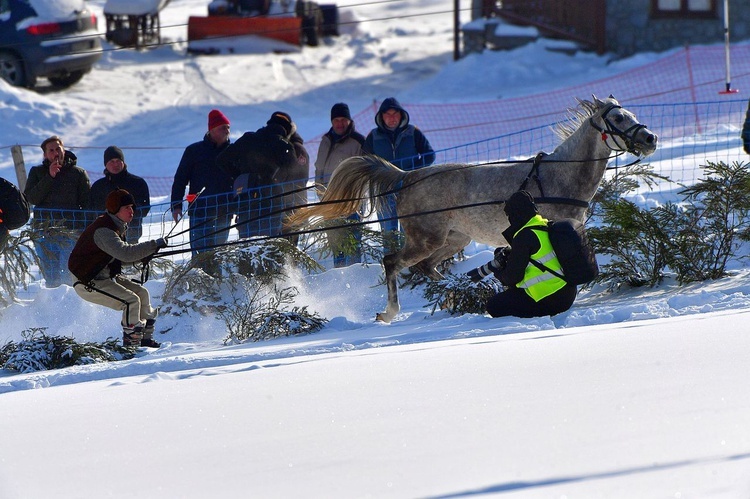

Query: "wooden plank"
left=11, top=145, right=27, bottom=192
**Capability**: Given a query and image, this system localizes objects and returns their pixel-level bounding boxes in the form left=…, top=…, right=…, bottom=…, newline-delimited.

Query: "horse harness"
left=589, top=103, right=649, bottom=155
left=519, top=152, right=589, bottom=209
left=520, top=104, right=647, bottom=210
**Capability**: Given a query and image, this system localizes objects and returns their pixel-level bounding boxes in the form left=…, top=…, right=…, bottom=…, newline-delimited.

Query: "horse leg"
left=376, top=233, right=447, bottom=323
left=412, top=231, right=472, bottom=312
left=414, top=231, right=472, bottom=278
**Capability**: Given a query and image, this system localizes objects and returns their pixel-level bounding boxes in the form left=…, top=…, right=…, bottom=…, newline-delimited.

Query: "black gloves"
left=155, top=237, right=169, bottom=249
left=467, top=246, right=510, bottom=282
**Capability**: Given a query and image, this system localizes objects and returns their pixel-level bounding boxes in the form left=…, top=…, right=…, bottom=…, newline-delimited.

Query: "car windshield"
left=28, top=0, right=86, bottom=20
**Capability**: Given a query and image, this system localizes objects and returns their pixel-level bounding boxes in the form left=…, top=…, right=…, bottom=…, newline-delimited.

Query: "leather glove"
left=155, top=237, right=168, bottom=249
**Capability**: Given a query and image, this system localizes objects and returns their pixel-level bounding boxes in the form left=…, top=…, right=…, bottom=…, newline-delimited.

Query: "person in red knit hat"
left=170, top=109, right=235, bottom=275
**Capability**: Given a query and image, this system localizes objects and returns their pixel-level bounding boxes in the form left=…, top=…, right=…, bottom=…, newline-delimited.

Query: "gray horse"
left=289, top=96, right=658, bottom=322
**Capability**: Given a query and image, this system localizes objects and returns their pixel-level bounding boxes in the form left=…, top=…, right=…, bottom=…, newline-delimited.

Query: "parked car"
left=0, top=0, right=102, bottom=88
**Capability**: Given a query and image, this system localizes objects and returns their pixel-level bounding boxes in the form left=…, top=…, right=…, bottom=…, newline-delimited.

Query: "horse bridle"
left=588, top=104, right=649, bottom=155
left=521, top=104, right=649, bottom=209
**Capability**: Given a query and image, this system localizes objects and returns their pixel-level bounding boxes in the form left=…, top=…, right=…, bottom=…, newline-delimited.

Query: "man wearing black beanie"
left=89, top=145, right=151, bottom=243
left=314, top=102, right=365, bottom=267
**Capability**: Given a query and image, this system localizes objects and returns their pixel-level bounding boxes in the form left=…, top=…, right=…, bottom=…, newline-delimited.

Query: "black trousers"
left=486, top=284, right=577, bottom=318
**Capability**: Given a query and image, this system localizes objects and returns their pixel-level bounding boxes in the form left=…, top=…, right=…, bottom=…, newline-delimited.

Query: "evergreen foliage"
left=0, top=327, right=134, bottom=373
left=423, top=273, right=501, bottom=315
left=588, top=162, right=675, bottom=288
left=161, top=238, right=322, bottom=316
left=588, top=198, right=668, bottom=288
left=300, top=219, right=381, bottom=265
left=221, top=285, right=327, bottom=344
left=590, top=161, right=750, bottom=287
left=0, top=228, right=38, bottom=309
left=161, top=238, right=327, bottom=342
left=666, top=161, right=750, bottom=282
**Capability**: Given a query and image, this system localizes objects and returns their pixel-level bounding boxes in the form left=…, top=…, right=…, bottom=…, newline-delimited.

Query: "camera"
left=466, top=246, right=510, bottom=282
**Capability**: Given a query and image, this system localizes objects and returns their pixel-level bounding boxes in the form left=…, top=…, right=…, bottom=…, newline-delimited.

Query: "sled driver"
left=68, top=189, right=168, bottom=347
left=467, top=190, right=577, bottom=318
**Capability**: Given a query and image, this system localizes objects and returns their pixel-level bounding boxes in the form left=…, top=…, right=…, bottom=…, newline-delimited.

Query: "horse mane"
left=553, top=98, right=597, bottom=141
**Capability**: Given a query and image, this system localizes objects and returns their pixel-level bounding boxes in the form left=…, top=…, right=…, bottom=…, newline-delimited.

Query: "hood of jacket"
left=375, top=97, right=410, bottom=131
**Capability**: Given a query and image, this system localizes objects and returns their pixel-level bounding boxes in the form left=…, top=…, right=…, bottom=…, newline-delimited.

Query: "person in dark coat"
left=278, top=129, right=310, bottom=247
left=468, top=190, right=577, bottom=318
left=216, top=111, right=298, bottom=239
left=170, top=109, right=235, bottom=270
left=742, top=99, right=750, bottom=155
left=363, top=97, right=435, bottom=251
left=89, top=146, right=150, bottom=243
left=0, top=176, right=30, bottom=249
left=314, top=102, right=365, bottom=267
left=24, top=136, right=91, bottom=287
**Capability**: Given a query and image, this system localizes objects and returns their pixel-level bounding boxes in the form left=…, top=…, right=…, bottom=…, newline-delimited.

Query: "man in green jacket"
left=24, top=136, right=90, bottom=287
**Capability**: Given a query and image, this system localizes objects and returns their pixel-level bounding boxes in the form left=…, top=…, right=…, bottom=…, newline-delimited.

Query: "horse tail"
left=287, top=155, right=407, bottom=227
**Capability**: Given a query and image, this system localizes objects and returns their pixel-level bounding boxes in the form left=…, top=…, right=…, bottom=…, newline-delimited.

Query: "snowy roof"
left=103, top=0, right=169, bottom=16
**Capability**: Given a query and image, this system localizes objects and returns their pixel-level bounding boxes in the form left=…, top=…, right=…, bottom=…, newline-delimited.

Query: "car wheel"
left=48, top=70, right=85, bottom=88
left=0, top=51, right=28, bottom=87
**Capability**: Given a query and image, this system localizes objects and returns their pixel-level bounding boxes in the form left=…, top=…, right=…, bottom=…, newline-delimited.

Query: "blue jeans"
left=36, top=228, right=77, bottom=288
left=189, top=212, right=231, bottom=256
left=330, top=213, right=362, bottom=268
left=377, top=194, right=402, bottom=253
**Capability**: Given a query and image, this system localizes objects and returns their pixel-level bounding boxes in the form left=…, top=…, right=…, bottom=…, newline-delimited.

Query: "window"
left=651, top=0, right=717, bottom=18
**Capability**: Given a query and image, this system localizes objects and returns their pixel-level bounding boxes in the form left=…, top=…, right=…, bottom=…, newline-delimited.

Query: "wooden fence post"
left=11, top=145, right=27, bottom=192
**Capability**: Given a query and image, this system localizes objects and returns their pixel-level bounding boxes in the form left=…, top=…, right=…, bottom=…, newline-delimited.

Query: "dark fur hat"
left=267, top=111, right=296, bottom=137
left=106, top=189, right=136, bottom=214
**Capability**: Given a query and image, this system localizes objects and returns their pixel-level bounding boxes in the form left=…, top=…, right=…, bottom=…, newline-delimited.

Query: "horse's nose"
left=645, top=132, right=657, bottom=144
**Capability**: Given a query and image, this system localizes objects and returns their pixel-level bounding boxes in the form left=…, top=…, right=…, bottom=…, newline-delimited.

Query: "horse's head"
left=591, top=95, right=658, bottom=157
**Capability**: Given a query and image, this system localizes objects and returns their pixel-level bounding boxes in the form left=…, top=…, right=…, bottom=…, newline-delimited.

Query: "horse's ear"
left=592, top=94, right=606, bottom=107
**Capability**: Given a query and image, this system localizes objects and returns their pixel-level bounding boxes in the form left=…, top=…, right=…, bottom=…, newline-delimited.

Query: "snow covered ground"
left=1, top=1, right=750, bottom=497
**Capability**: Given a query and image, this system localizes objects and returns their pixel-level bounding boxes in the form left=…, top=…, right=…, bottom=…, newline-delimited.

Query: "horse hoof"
left=375, top=313, right=391, bottom=323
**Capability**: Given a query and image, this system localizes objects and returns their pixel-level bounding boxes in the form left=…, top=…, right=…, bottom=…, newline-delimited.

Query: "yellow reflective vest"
left=514, top=215, right=567, bottom=302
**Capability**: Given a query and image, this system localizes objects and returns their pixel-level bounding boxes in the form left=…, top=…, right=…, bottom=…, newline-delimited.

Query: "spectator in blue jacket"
left=363, top=97, right=435, bottom=251
left=170, top=110, right=234, bottom=272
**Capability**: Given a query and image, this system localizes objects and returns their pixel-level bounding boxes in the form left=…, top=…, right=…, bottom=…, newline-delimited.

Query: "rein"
left=589, top=104, right=649, bottom=155
left=154, top=104, right=650, bottom=260
left=518, top=152, right=590, bottom=209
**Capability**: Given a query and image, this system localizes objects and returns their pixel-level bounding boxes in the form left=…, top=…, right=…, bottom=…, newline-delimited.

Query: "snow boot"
left=123, top=325, right=144, bottom=347
left=140, top=319, right=160, bottom=348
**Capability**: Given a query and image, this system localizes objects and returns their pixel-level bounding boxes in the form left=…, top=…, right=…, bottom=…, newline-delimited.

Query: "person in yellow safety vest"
left=471, top=190, right=577, bottom=318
